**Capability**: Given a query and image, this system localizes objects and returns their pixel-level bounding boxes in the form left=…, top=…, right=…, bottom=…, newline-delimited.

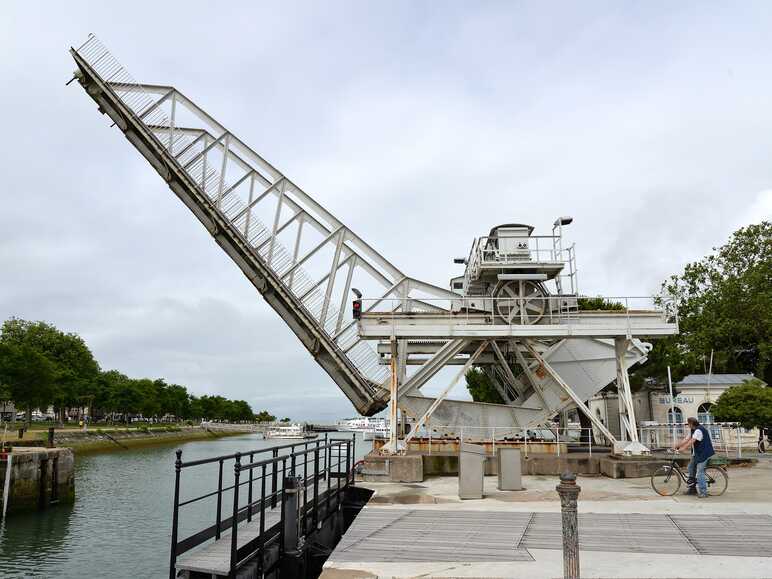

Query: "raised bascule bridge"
left=70, top=35, right=677, bottom=458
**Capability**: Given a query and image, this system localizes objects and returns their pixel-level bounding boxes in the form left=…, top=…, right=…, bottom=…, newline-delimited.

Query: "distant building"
left=649, top=373, right=762, bottom=425
left=587, top=389, right=653, bottom=440
left=587, top=373, right=764, bottom=444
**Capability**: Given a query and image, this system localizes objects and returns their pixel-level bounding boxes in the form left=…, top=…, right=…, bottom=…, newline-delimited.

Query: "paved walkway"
left=322, top=460, right=772, bottom=578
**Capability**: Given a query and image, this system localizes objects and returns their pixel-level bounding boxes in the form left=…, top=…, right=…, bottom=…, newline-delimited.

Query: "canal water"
left=0, top=432, right=370, bottom=578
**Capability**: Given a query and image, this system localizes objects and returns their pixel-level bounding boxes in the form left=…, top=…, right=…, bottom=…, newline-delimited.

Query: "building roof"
left=676, top=373, right=763, bottom=386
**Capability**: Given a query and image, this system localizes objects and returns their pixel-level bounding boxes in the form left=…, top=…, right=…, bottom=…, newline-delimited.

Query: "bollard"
left=556, top=471, right=581, bottom=579
left=281, top=475, right=305, bottom=577
left=18, top=428, right=24, bottom=440
left=47, top=427, right=55, bottom=448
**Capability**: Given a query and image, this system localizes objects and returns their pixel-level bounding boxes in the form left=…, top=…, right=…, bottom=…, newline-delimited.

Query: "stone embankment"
left=1, top=447, right=75, bottom=518
left=7, top=425, right=246, bottom=454
left=0, top=426, right=248, bottom=517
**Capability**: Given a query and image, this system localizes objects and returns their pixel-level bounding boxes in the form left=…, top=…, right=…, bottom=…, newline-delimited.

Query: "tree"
left=0, top=318, right=100, bottom=423
left=0, top=342, right=56, bottom=424
left=103, top=371, right=142, bottom=424
left=465, top=368, right=505, bottom=404
left=189, top=396, right=203, bottom=420
left=658, top=221, right=771, bottom=383
left=255, top=410, right=276, bottom=423
left=712, top=379, right=772, bottom=429
left=280, top=417, right=292, bottom=423
left=577, top=296, right=625, bottom=311
left=135, top=378, right=161, bottom=419
left=164, top=384, right=191, bottom=420
left=228, top=400, right=254, bottom=422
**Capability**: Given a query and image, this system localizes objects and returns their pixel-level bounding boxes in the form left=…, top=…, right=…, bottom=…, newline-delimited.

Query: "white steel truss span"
left=70, top=34, right=457, bottom=415
left=71, top=35, right=678, bottom=442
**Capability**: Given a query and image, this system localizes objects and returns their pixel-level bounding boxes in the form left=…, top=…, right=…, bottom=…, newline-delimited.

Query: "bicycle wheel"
left=704, top=466, right=728, bottom=496
left=651, top=465, right=682, bottom=496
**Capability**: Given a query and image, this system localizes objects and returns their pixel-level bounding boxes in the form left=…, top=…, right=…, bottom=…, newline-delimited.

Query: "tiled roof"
left=676, top=373, right=763, bottom=386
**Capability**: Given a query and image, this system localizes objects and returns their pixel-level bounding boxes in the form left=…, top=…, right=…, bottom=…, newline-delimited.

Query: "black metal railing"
left=169, top=435, right=355, bottom=578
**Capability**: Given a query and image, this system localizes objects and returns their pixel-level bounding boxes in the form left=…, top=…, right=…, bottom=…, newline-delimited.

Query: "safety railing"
left=358, top=295, right=677, bottom=329
left=169, top=436, right=355, bottom=578
left=465, top=235, right=578, bottom=294
left=405, top=425, right=606, bottom=457
left=639, top=422, right=755, bottom=458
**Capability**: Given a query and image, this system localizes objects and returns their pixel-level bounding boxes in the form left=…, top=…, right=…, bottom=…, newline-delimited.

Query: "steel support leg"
left=382, top=338, right=403, bottom=454
left=615, top=337, right=639, bottom=443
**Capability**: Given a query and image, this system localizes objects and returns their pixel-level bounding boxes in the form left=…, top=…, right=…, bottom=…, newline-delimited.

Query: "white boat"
left=337, top=417, right=390, bottom=439
left=265, top=424, right=317, bottom=439
left=363, top=424, right=390, bottom=441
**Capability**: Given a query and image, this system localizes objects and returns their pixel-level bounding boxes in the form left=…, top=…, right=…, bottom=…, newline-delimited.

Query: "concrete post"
left=556, top=471, right=581, bottom=579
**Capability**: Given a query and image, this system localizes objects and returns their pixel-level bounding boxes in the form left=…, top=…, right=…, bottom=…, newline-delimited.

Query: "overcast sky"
left=1, top=2, right=770, bottom=421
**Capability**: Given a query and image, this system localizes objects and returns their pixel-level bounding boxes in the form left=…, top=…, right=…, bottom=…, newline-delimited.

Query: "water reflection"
left=0, top=433, right=368, bottom=578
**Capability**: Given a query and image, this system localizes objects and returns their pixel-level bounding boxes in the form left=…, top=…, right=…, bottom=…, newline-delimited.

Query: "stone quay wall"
left=1, top=447, right=75, bottom=517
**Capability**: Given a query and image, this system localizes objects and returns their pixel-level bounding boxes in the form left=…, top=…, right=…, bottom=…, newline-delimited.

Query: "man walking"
left=673, top=417, right=715, bottom=498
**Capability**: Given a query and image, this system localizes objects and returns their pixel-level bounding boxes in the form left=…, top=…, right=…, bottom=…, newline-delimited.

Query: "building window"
left=668, top=406, right=685, bottom=437
left=697, top=403, right=714, bottom=424
left=698, top=402, right=721, bottom=439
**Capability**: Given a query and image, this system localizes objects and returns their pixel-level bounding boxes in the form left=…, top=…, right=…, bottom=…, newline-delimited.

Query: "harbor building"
left=588, top=373, right=764, bottom=446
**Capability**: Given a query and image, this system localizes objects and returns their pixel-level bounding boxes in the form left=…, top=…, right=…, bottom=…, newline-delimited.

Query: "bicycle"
left=650, top=449, right=728, bottom=496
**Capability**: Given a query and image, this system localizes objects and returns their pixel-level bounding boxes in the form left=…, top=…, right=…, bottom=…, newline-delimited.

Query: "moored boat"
left=265, top=424, right=317, bottom=439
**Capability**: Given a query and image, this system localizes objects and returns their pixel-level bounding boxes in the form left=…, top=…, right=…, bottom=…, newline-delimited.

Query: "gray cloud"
left=1, top=2, right=771, bottom=419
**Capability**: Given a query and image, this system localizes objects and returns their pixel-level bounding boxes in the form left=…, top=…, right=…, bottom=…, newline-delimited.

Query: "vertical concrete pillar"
left=556, top=471, right=581, bottom=579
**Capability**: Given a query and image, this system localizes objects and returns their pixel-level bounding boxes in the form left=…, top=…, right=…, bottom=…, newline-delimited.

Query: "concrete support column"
left=556, top=471, right=581, bottom=579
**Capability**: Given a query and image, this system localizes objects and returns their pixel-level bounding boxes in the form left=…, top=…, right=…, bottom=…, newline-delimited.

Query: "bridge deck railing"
left=169, top=435, right=355, bottom=578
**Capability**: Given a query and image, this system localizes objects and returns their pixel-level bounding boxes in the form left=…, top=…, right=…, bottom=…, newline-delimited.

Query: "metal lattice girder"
left=70, top=35, right=458, bottom=415
left=397, top=338, right=470, bottom=396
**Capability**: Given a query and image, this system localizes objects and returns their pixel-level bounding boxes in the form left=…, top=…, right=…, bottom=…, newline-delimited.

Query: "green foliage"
left=0, top=317, right=267, bottom=424
left=577, top=296, right=625, bottom=311
left=280, top=417, right=292, bottom=423
left=465, top=368, right=505, bottom=404
left=663, top=222, right=771, bottom=380
left=255, top=410, right=277, bottom=423
left=0, top=318, right=100, bottom=422
left=0, top=341, right=57, bottom=422
left=712, top=379, right=772, bottom=429
left=633, top=221, right=772, bottom=384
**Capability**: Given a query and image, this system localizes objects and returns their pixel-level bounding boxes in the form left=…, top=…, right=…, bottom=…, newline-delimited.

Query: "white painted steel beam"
left=403, top=341, right=490, bottom=446
left=524, top=341, right=617, bottom=444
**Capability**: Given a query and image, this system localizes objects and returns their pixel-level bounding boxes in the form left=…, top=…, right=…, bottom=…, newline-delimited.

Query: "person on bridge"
left=673, top=417, right=715, bottom=498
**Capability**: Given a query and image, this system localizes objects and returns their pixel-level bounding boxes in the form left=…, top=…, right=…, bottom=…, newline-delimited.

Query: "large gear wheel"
left=494, top=280, right=546, bottom=324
